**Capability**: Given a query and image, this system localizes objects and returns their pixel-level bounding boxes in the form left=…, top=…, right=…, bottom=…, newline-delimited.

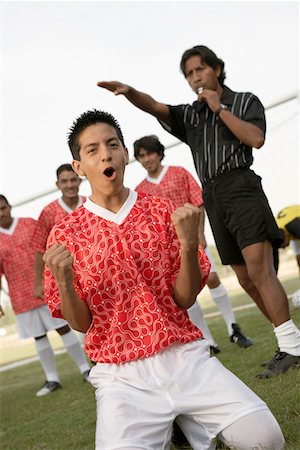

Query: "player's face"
left=184, top=55, right=221, bottom=94
left=73, top=123, right=129, bottom=197
left=56, top=170, right=81, bottom=200
left=0, top=199, right=13, bottom=229
left=137, top=148, right=162, bottom=176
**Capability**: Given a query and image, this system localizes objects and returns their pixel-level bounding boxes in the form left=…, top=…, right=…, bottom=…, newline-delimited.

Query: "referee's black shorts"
left=202, top=168, right=283, bottom=265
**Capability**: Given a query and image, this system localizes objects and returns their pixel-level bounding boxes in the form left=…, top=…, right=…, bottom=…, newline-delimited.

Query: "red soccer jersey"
left=0, top=218, right=47, bottom=314
left=44, top=191, right=210, bottom=364
left=32, top=196, right=86, bottom=253
left=135, top=166, right=203, bottom=207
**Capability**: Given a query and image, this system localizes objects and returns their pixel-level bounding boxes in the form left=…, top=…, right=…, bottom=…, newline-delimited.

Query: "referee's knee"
left=247, top=264, right=275, bottom=287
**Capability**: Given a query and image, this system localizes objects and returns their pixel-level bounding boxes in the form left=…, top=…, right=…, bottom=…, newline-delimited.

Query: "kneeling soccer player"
left=44, top=109, right=284, bottom=450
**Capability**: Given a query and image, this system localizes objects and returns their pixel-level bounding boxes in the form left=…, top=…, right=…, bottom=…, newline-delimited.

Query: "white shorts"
left=90, top=339, right=268, bottom=450
left=16, top=305, right=68, bottom=339
left=204, top=246, right=216, bottom=273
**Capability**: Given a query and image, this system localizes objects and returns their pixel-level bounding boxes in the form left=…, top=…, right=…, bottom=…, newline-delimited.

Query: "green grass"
left=0, top=358, right=96, bottom=450
left=206, top=307, right=300, bottom=449
left=1, top=276, right=300, bottom=449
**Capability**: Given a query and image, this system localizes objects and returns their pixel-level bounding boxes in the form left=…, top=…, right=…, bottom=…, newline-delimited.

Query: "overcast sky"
left=1, top=1, right=299, bottom=244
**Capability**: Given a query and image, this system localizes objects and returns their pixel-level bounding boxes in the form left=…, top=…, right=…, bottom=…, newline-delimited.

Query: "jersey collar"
left=58, top=196, right=84, bottom=213
left=83, top=189, right=138, bottom=225
left=146, top=165, right=169, bottom=185
left=0, top=217, right=19, bottom=235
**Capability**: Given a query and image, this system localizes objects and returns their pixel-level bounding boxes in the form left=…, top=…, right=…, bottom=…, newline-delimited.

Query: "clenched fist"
left=43, top=243, right=74, bottom=288
left=171, top=203, right=202, bottom=250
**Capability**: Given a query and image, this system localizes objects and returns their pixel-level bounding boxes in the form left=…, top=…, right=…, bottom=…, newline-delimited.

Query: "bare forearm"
left=173, top=247, right=202, bottom=310
left=125, top=86, right=170, bottom=124
left=218, top=109, right=265, bottom=148
left=58, top=283, right=92, bottom=332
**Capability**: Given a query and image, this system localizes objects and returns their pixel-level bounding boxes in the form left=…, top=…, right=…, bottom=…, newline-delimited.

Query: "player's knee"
left=247, top=264, right=275, bottom=287
left=236, top=274, right=253, bottom=293
left=207, top=272, right=220, bottom=288
left=219, top=409, right=285, bottom=450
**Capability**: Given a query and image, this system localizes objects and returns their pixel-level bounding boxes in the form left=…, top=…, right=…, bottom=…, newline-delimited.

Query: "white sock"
left=35, top=336, right=60, bottom=382
left=187, top=301, right=218, bottom=347
left=274, top=319, right=300, bottom=356
left=77, top=332, right=86, bottom=346
left=60, top=330, right=90, bottom=373
left=210, top=283, right=235, bottom=336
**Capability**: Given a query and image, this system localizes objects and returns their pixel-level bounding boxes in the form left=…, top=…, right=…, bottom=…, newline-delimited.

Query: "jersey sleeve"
left=32, top=208, right=53, bottom=254
left=158, top=105, right=189, bottom=144
left=183, top=169, right=203, bottom=206
left=242, top=94, right=266, bottom=134
left=43, top=225, right=86, bottom=319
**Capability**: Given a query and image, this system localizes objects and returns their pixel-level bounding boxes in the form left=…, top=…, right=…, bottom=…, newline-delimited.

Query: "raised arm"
left=97, top=81, right=170, bottom=125
left=43, top=244, right=92, bottom=332
left=199, top=89, right=265, bottom=148
left=171, top=203, right=203, bottom=309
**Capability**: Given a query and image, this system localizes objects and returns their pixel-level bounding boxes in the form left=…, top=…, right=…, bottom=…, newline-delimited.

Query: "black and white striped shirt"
left=160, top=86, right=266, bottom=184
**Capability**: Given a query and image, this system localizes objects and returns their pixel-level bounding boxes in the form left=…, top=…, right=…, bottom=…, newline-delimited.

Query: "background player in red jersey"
left=33, top=163, right=86, bottom=299
left=0, top=195, right=90, bottom=396
left=43, top=110, right=284, bottom=450
left=134, top=135, right=253, bottom=354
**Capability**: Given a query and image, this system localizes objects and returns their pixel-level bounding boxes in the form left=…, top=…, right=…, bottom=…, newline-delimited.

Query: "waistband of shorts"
left=202, top=168, right=250, bottom=188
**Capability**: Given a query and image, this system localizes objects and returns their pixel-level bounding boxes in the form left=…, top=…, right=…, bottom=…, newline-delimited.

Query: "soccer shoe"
left=36, top=381, right=61, bottom=397
left=291, top=289, right=300, bottom=309
left=82, top=369, right=91, bottom=383
left=210, top=345, right=221, bottom=355
left=256, top=352, right=300, bottom=379
left=230, top=323, right=253, bottom=348
left=260, top=349, right=279, bottom=368
left=171, top=422, right=191, bottom=449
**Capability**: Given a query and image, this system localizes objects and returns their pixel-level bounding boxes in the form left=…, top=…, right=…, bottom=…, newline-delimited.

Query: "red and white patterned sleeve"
left=184, top=168, right=203, bottom=207
left=32, top=208, right=53, bottom=254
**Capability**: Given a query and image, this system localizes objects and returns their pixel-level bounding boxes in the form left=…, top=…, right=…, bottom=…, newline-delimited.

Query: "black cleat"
left=210, top=345, right=221, bottom=355
left=36, top=380, right=61, bottom=397
left=230, top=323, right=253, bottom=348
left=256, top=352, right=300, bottom=379
left=171, top=421, right=191, bottom=449
left=260, top=349, right=279, bottom=368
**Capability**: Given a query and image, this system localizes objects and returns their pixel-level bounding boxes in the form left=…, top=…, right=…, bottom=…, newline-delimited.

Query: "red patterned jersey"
left=0, top=218, right=47, bottom=314
left=32, top=196, right=86, bottom=253
left=44, top=191, right=210, bottom=364
left=136, top=166, right=203, bottom=207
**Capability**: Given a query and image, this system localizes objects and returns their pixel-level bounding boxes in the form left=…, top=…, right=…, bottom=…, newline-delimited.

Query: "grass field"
left=1, top=275, right=300, bottom=449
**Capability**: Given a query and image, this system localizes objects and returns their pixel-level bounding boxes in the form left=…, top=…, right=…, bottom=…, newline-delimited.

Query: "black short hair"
left=68, top=109, right=125, bottom=160
left=180, top=45, right=226, bottom=86
left=0, top=195, right=10, bottom=205
left=133, top=135, right=165, bottom=161
left=56, top=164, right=75, bottom=180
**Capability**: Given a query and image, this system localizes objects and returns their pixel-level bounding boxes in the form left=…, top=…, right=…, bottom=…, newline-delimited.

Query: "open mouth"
left=103, top=167, right=116, bottom=178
